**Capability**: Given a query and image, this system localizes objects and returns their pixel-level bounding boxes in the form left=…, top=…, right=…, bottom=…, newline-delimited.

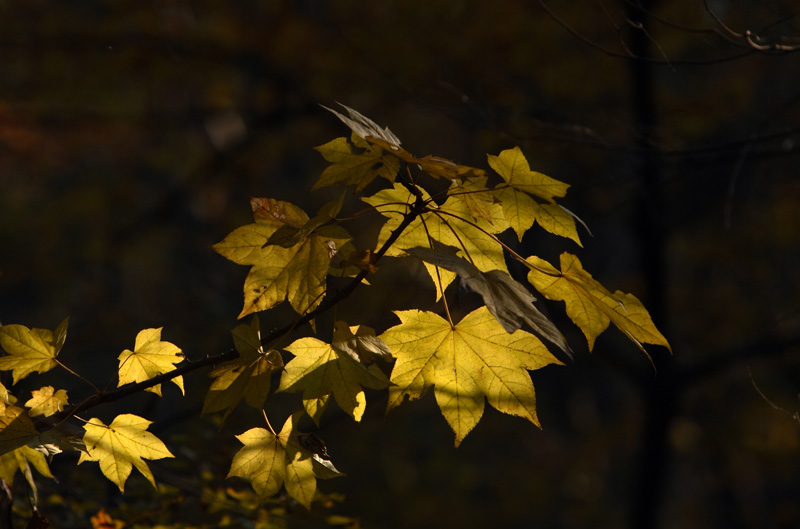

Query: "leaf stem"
left=55, top=359, right=100, bottom=393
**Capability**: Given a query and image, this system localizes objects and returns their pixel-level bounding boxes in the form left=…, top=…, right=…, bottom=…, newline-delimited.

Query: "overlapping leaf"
left=0, top=401, right=37, bottom=456
left=213, top=197, right=351, bottom=317
left=278, top=333, right=390, bottom=424
left=526, top=253, right=671, bottom=352
left=0, top=445, right=54, bottom=485
left=79, top=414, right=173, bottom=492
left=228, top=412, right=343, bottom=509
left=380, top=307, right=562, bottom=446
left=314, top=133, right=400, bottom=191
left=25, top=386, right=69, bottom=417
left=203, top=316, right=283, bottom=420
left=118, top=328, right=184, bottom=396
left=362, top=183, right=509, bottom=299
left=0, top=318, right=68, bottom=384
left=404, top=246, right=571, bottom=357
left=489, top=147, right=580, bottom=244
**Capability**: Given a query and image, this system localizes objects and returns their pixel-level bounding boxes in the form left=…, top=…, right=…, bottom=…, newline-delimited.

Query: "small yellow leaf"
left=25, top=386, right=69, bottom=417
left=79, top=414, right=173, bottom=492
left=0, top=322, right=65, bottom=384
left=526, top=253, right=671, bottom=353
left=118, top=328, right=184, bottom=396
left=381, top=307, right=562, bottom=446
left=488, top=146, right=569, bottom=202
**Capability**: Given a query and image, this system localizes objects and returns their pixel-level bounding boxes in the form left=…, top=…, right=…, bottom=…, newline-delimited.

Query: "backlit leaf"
left=213, top=198, right=352, bottom=317
left=313, top=133, right=400, bottom=192
left=526, top=253, right=671, bottom=353
left=279, top=337, right=389, bottom=424
left=488, top=146, right=569, bottom=202
left=79, top=414, right=173, bottom=492
left=0, top=445, right=53, bottom=485
left=362, top=183, right=509, bottom=299
left=118, top=328, right=184, bottom=396
left=0, top=320, right=68, bottom=383
left=381, top=307, right=562, bottom=446
left=25, top=386, right=69, bottom=417
left=228, top=412, right=342, bottom=508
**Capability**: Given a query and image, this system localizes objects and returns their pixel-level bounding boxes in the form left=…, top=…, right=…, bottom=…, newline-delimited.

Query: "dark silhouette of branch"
left=537, top=0, right=755, bottom=64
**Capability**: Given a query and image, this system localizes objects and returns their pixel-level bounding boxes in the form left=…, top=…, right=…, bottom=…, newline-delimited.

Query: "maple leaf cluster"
left=0, top=104, right=669, bottom=516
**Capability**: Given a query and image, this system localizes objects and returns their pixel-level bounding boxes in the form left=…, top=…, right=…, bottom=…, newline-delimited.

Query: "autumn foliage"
left=0, top=106, right=669, bottom=524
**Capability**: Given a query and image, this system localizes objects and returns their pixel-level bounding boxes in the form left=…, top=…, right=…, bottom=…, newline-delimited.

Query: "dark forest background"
left=1, top=1, right=799, bottom=528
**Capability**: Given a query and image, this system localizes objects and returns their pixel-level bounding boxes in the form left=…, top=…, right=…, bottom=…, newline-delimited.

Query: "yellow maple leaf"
left=313, top=133, right=400, bottom=191
left=228, top=412, right=342, bottom=508
left=0, top=318, right=68, bottom=384
left=278, top=335, right=389, bottom=424
left=117, top=328, right=184, bottom=397
left=0, top=445, right=54, bottom=485
left=78, top=414, right=173, bottom=492
left=362, top=183, right=509, bottom=299
left=380, top=307, right=562, bottom=446
left=25, top=386, right=69, bottom=417
left=213, top=198, right=351, bottom=318
left=446, top=175, right=496, bottom=224
left=203, top=316, right=283, bottom=420
left=488, top=146, right=569, bottom=202
left=526, top=253, right=671, bottom=353
left=488, top=147, right=579, bottom=244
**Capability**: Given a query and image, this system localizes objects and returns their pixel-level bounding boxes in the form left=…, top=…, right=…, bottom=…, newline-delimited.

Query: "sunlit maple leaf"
left=228, top=412, right=343, bottom=508
left=25, top=386, right=69, bottom=417
left=313, top=133, right=400, bottom=192
left=488, top=146, right=569, bottom=202
left=78, top=414, right=173, bottom=492
left=213, top=198, right=352, bottom=317
left=488, top=147, right=579, bottom=244
left=117, top=328, right=184, bottom=397
left=0, top=445, right=54, bottom=485
left=362, top=183, right=509, bottom=299
left=446, top=175, right=496, bottom=224
left=380, top=307, right=562, bottom=446
left=203, top=316, right=283, bottom=420
left=526, top=253, right=671, bottom=353
left=0, top=318, right=68, bottom=384
left=278, top=336, right=389, bottom=424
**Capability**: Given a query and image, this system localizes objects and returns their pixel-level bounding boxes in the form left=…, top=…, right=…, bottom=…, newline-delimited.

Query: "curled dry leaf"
left=404, top=245, right=572, bottom=358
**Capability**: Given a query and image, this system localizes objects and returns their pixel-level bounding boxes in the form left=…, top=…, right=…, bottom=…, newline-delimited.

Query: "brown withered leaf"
left=404, top=246, right=572, bottom=358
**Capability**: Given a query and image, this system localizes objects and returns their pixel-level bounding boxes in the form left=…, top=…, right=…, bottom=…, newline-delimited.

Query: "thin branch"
left=33, top=188, right=429, bottom=434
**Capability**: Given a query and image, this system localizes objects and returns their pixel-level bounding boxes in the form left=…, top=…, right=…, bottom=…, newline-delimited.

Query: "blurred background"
left=1, top=1, right=799, bottom=528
